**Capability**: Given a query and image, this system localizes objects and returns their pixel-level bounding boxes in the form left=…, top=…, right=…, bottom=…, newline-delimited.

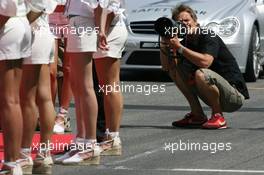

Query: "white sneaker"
left=0, top=162, right=23, bottom=175
left=62, top=145, right=101, bottom=165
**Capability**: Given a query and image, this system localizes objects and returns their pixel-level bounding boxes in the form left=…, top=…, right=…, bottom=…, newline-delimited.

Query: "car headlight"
left=206, top=17, right=240, bottom=37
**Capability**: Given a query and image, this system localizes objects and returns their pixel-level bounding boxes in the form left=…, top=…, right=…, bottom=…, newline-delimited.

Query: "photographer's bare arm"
left=169, top=36, right=214, bottom=68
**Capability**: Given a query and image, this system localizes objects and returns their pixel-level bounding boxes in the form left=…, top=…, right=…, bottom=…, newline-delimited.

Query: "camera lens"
left=154, top=17, right=187, bottom=38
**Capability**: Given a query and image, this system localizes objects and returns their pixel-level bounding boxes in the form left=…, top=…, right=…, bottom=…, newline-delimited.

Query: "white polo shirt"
left=0, top=0, right=28, bottom=16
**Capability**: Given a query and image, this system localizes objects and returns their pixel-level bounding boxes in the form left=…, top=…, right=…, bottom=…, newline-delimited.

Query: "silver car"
left=122, top=0, right=264, bottom=82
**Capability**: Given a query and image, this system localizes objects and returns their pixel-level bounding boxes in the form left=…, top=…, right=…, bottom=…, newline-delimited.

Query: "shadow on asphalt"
left=121, top=70, right=172, bottom=82
left=120, top=125, right=175, bottom=130
left=64, top=103, right=264, bottom=113
left=124, top=104, right=264, bottom=112
left=121, top=70, right=264, bottom=82
left=238, top=127, right=264, bottom=131
left=120, top=124, right=213, bottom=130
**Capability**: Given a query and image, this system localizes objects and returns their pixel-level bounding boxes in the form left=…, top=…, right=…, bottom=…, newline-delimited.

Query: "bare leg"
left=37, top=64, right=56, bottom=144
left=69, top=57, right=85, bottom=138
left=21, top=65, right=41, bottom=148
left=69, top=52, right=98, bottom=139
left=74, top=96, right=85, bottom=138
left=50, top=39, right=59, bottom=105
left=0, top=60, right=23, bottom=162
left=194, top=70, right=222, bottom=115
left=60, top=39, right=72, bottom=109
left=169, top=67, right=204, bottom=116
left=53, top=39, right=73, bottom=133
left=95, top=58, right=122, bottom=132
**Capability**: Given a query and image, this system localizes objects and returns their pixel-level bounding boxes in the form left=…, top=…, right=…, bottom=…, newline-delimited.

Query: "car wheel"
left=244, top=25, right=261, bottom=82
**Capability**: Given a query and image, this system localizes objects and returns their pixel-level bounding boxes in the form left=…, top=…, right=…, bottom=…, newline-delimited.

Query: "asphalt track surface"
left=53, top=70, right=264, bottom=175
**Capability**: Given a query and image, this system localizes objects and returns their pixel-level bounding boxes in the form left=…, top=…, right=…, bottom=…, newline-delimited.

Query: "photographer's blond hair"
left=171, top=4, right=197, bottom=22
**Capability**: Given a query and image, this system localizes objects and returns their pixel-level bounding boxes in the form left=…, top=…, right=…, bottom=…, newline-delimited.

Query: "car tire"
left=244, top=25, right=261, bottom=82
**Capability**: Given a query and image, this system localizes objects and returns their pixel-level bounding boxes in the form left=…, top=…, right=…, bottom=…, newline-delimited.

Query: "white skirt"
left=93, top=24, right=128, bottom=59
left=66, top=16, right=98, bottom=53
left=23, top=27, right=55, bottom=65
left=0, top=17, right=31, bottom=61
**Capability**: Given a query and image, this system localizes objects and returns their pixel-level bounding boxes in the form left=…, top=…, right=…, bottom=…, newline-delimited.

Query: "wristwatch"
left=177, top=46, right=184, bottom=54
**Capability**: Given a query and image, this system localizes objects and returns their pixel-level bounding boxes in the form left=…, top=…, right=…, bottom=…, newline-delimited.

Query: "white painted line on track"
left=156, top=168, right=264, bottom=173
left=103, top=146, right=264, bottom=174
left=105, top=147, right=162, bottom=166
left=248, top=87, right=264, bottom=90
left=111, top=167, right=264, bottom=174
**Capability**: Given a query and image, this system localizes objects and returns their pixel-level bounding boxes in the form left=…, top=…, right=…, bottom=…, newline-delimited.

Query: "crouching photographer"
left=156, top=4, right=249, bottom=129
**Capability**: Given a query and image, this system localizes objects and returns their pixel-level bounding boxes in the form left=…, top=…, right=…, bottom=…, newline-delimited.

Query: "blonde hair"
left=171, top=4, right=197, bottom=22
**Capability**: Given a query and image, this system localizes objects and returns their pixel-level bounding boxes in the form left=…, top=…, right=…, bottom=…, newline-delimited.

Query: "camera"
left=154, top=17, right=187, bottom=38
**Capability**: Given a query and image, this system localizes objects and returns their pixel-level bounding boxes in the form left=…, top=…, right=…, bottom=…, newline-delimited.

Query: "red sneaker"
left=202, top=113, right=227, bottom=129
left=172, top=113, right=207, bottom=128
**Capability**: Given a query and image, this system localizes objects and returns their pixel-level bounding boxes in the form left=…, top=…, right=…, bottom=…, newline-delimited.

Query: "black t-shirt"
left=179, top=29, right=249, bottom=99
